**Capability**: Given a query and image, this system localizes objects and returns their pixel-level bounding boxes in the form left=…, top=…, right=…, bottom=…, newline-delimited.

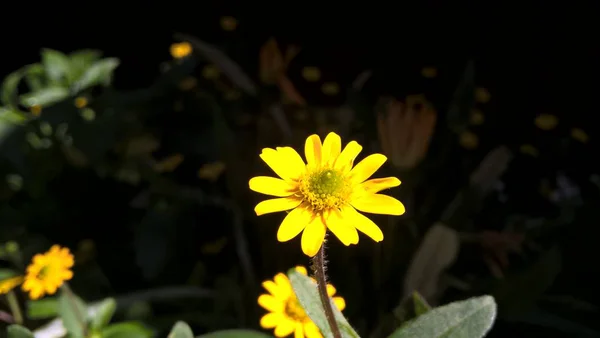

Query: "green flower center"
left=299, top=168, right=351, bottom=212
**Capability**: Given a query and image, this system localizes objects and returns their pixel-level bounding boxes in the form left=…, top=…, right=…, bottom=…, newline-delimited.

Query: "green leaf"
left=167, top=321, right=194, bottom=338
left=7, top=324, right=34, bottom=338
left=196, top=329, right=273, bottom=338
left=1, top=68, right=25, bottom=108
left=27, top=297, right=59, bottom=319
left=24, top=63, right=46, bottom=92
left=0, top=107, right=27, bottom=124
left=412, top=292, right=432, bottom=316
left=41, top=48, right=73, bottom=86
left=69, top=49, right=102, bottom=81
left=288, top=270, right=360, bottom=338
left=72, top=58, right=120, bottom=92
left=19, top=87, right=69, bottom=107
left=100, top=322, right=152, bottom=338
left=90, top=297, right=116, bottom=331
left=388, top=295, right=497, bottom=338
left=0, top=268, right=18, bottom=280
left=58, top=286, right=88, bottom=338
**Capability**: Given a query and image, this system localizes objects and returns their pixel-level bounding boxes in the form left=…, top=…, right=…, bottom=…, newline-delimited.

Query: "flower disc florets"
left=299, top=168, right=351, bottom=212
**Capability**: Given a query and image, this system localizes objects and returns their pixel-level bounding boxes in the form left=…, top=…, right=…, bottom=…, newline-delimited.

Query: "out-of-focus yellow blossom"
left=74, top=97, right=88, bottom=109
left=302, top=67, right=321, bottom=82
left=170, top=42, right=193, bottom=59
left=321, top=82, right=339, bottom=96
left=470, top=109, right=484, bottom=125
left=198, top=162, right=226, bottom=181
left=571, top=128, right=589, bottom=143
left=220, top=16, right=238, bottom=31
left=249, top=132, right=405, bottom=257
left=459, top=131, right=478, bottom=149
left=155, top=154, right=184, bottom=173
left=520, top=144, right=539, bottom=157
left=534, top=114, right=558, bottom=130
left=30, top=105, right=42, bottom=116
left=475, top=87, right=491, bottom=103
left=259, top=266, right=345, bottom=338
left=22, top=245, right=74, bottom=300
left=0, top=276, right=23, bottom=294
left=421, top=67, right=437, bottom=78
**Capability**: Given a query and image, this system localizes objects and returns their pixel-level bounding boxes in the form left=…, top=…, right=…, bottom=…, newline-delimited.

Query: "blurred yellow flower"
left=571, top=128, right=589, bottom=143
left=74, top=97, right=88, bottom=109
left=249, top=132, right=405, bottom=257
left=470, top=109, right=484, bottom=125
left=259, top=266, right=345, bottom=338
left=155, top=154, right=184, bottom=173
left=30, top=104, right=42, bottom=116
left=421, top=67, right=437, bottom=78
left=534, top=114, right=558, bottom=130
left=0, top=276, right=23, bottom=294
left=459, top=131, right=478, bottom=149
left=198, top=162, right=226, bottom=181
left=22, top=245, right=74, bottom=300
left=321, top=82, right=339, bottom=96
left=475, top=87, right=491, bottom=103
left=220, top=16, right=238, bottom=31
left=170, top=42, right=192, bottom=59
left=520, top=144, right=539, bottom=157
left=302, top=67, right=321, bottom=82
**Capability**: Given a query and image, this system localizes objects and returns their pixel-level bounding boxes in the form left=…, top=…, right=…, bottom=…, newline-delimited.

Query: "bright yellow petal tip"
left=249, top=132, right=404, bottom=256
left=22, top=245, right=74, bottom=300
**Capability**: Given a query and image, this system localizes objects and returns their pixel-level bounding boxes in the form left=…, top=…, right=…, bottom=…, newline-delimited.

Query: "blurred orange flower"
left=170, top=42, right=192, bottom=59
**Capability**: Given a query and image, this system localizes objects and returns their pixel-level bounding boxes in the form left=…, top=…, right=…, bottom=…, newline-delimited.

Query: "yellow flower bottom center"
left=285, top=296, right=307, bottom=322
left=298, top=168, right=351, bottom=212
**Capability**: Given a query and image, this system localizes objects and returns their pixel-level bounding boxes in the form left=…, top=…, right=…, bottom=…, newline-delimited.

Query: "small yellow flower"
left=421, top=67, right=437, bottom=78
left=0, top=276, right=23, bottom=294
left=321, top=82, right=339, bottom=96
left=475, top=87, right=491, bottom=103
left=74, top=97, right=88, bottom=109
left=302, top=67, right=321, bottom=82
left=249, top=132, right=405, bottom=257
left=155, top=154, right=184, bottom=173
left=459, top=131, right=478, bottom=149
left=520, top=144, right=539, bottom=157
left=571, top=128, right=589, bottom=143
left=534, top=114, right=558, bottom=130
left=22, top=245, right=74, bottom=300
left=220, top=16, right=238, bottom=31
left=30, top=104, right=42, bottom=116
left=170, top=42, right=193, bottom=59
left=259, top=266, right=345, bottom=338
left=470, top=109, right=484, bottom=125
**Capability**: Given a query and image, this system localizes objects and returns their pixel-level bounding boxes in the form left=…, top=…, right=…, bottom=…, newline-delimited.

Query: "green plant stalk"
left=6, top=290, right=23, bottom=324
left=311, top=240, right=342, bottom=338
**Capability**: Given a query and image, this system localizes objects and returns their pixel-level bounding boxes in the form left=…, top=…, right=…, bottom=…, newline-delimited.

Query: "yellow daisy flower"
left=249, top=132, right=405, bottom=257
left=170, top=42, right=192, bottom=59
left=0, top=276, right=24, bottom=294
left=259, top=266, right=345, bottom=338
left=22, top=245, right=74, bottom=300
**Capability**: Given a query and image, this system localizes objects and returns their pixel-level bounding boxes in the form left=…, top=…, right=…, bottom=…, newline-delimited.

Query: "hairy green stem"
left=311, top=242, right=342, bottom=338
left=6, top=291, right=23, bottom=324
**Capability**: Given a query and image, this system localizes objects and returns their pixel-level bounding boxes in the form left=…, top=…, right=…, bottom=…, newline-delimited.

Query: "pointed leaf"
left=1, top=68, right=25, bottom=108
left=7, top=324, right=34, bottom=338
left=20, top=87, right=69, bottom=107
left=389, top=296, right=497, bottom=338
left=41, top=48, right=72, bottom=86
left=167, top=321, right=194, bottom=338
left=72, top=58, right=120, bottom=92
left=27, top=297, right=59, bottom=319
left=90, top=297, right=116, bottom=330
left=69, top=49, right=102, bottom=81
left=196, top=330, right=273, bottom=338
left=24, top=63, right=46, bottom=91
left=288, top=269, right=360, bottom=338
left=58, top=286, right=88, bottom=338
left=101, top=322, right=152, bottom=338
left=412, top=292, right=432, bottom=316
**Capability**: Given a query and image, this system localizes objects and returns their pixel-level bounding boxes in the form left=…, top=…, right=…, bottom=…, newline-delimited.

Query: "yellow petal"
left=301, top=216, right=327, bottom=257
left=349, top=154, right=387, bottom=184
left=326, top=284, right=336, bottom=296
left=305, top=134, right=322, bottom=167
left=260, top=312, right=282, bottom=329
left=360, top=177, right=401, bottom=194
left=343, top=206, right=384, bottom=242
left=304, top=322, right=322, bottom=338
left=254, top=198, right=301, bottom=216
left=352, top=193, right=405, bottom=216
left=275, top=147, right=306, bottom=178
left=322, top=132, right=342, bottom=166
left=333, top=296, right=346, bottom=311
left=277, top=207, right=312, bottom=242
left=294, top=323, right=304, bottom=338
left=274, top=317, right=296, bottom=337
left=259, top=148, right=301, bottom=181
left=249, top=176, right=297, bottom=197
left=274, top=273, right=292, bottom=295
left=295, top=266, right=308, bottom=275
left=262, top=280, right=283, bottom=298
left=334, top=141, right=363, bottom=173
left=325, top=209, right=359, bottom=246
left=258, top=294, right=284, bottom=312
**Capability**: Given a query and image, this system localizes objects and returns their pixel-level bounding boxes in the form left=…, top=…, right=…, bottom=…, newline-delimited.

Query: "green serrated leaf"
left=412, top=292, right=431, bottom=316
left=41, top=49, right=73, bottom=86
left=27, top=297, right=59, bottom=319
left=72, top=58, right=120, bottom=92
left=1, top=68, right=26, bottom=108
left=195, top=329, right=273, bottom=338
left=69, top=49, right=102, bottom=82
left=388, top=295, right=497, bottom=338
left=100, top=322, right=152, bottom=338
left=167, top=321, right=194, bottom=338
left=19, top=87, right=69, bottom=107
left=288, top=270, right=359, bottom=338
left=58, top=286, right=88, bottom=338
left=7, top=324, right=34, bottom=338
left=24, top=63, right=46, bottom=92
left=90, top=298, right=116, bottom=331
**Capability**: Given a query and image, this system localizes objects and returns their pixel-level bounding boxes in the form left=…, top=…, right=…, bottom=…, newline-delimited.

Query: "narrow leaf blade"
left=167, top=321, right=194, bottom=338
